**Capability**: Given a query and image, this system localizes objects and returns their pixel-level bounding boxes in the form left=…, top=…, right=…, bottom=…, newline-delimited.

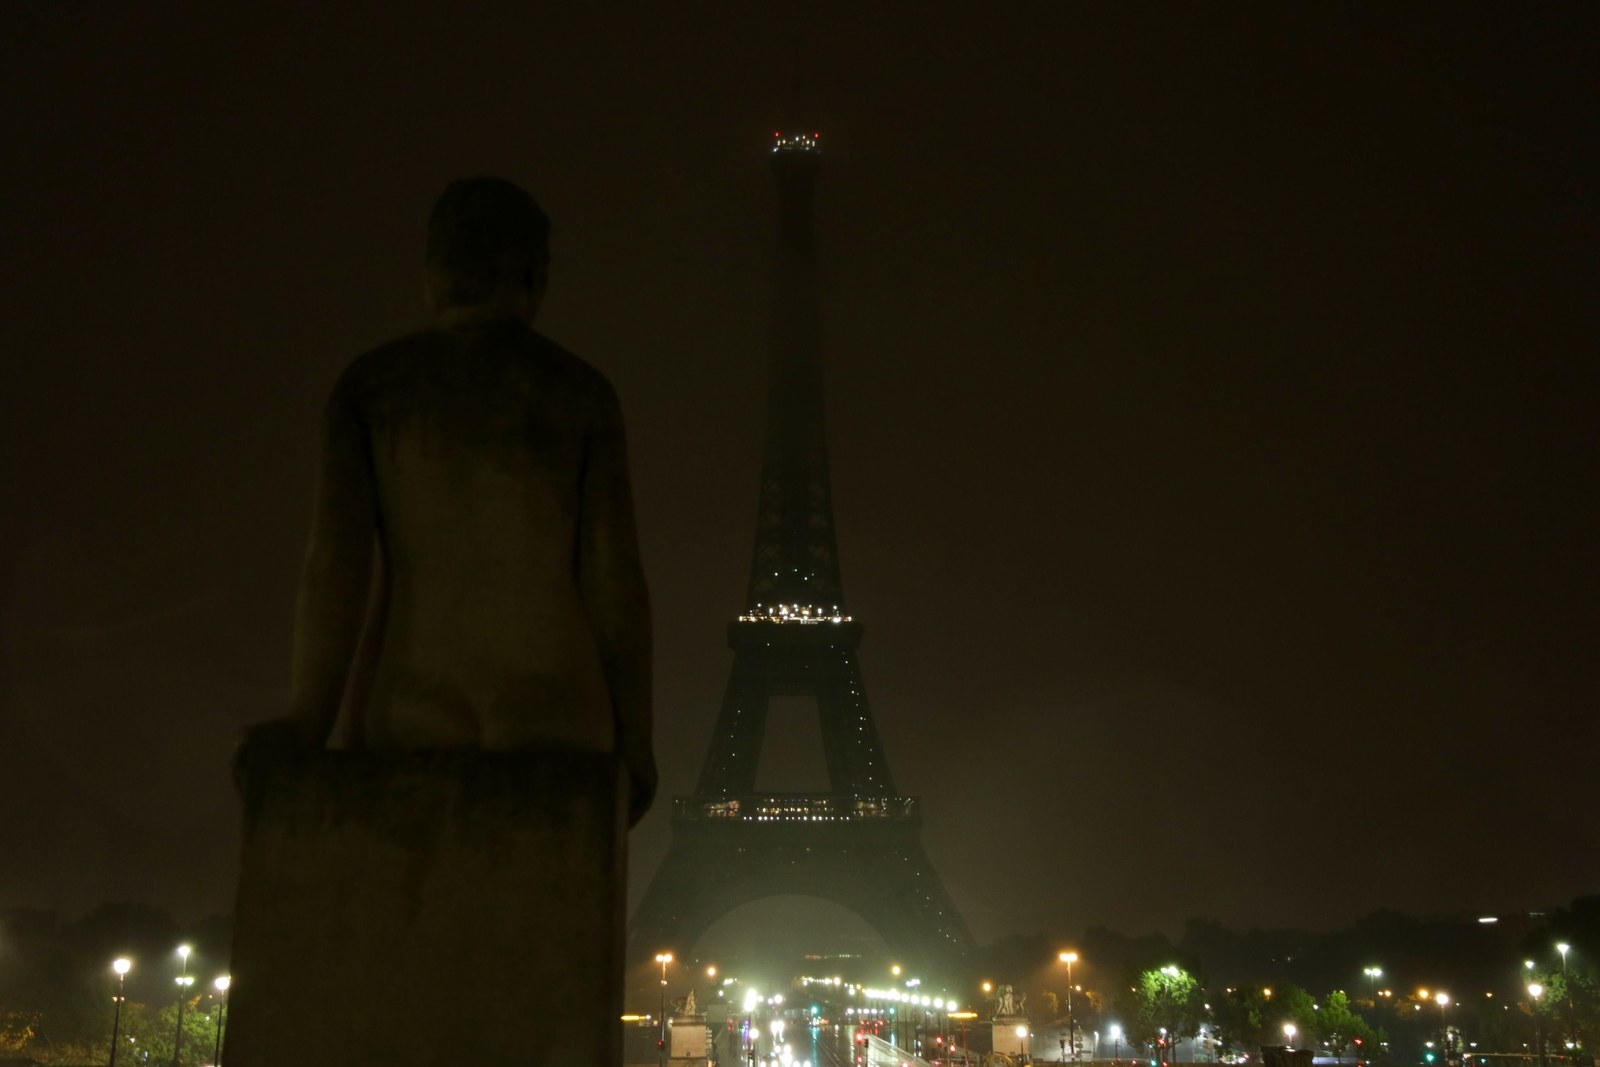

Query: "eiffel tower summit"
left=628, top=131, right=974, bottom=973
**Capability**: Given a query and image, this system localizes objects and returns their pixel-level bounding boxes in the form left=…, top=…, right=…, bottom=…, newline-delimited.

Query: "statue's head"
left=425, top=177, right=551, bottom=319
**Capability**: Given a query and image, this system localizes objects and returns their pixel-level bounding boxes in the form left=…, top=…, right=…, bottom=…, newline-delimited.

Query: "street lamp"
left=1555, top=943, right=1573, bottom=1043
left=1364, top=968, right=1383, bottom=1015
left=655, top=953, right=674, bottom=1067
left=1284, top=1024, right=1297, bottom=1048
left=109, top=958, right=132, bottom=1067
left=1529, top=983, right=1545, bottom=1067
left=1435, top=993, right=1451, bottom=1063
left=212, top=976, right=231, bottom=1067
left=172, top=976, right=194, bottom=1067
left=1110, top=1024, right=1123, bottom=1064
left=172, top=945, right=193, bottom=1067
left=1059, top=952, right=1079, bottom=1064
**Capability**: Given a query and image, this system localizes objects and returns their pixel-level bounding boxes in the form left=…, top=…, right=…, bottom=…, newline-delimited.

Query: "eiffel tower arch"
left=628, top=132, right=973, bottom=973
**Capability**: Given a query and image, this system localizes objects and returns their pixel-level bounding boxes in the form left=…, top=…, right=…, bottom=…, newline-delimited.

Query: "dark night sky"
left=2, top=4, right=1596, bottom=947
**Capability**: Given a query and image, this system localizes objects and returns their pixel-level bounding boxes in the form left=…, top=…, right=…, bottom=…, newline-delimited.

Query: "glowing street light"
left=1364, top=967, right=1383, bottom=1014
left=212, top=976, right=231, bottom=1067
left=170, top=945, right=194, bottom=1067
left=109, top=958, right=133, bottom=1067
left=1529, top=983, right=1546, bottom=1067
left=172, top=975, right=195, bottom=1067
left=1284, top=1024, right=1297, bottom=1047
left=1555, top=944, right=1574, bottom=1048
left=1110, top=1024, right=1123, bottom=1063
left=1059, top=952, right=1080, bottom=1064
left=1434, top=992, right=1453, bottom=1062
left=655, top=953, right=673, bottom=1067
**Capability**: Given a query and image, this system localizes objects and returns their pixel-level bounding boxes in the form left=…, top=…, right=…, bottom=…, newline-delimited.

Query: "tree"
left=1211, top=987, right=1269, bottom=1056
left=0, top=1011, right=39, bottom=1055
left=1120, top=966, right=1205, bottom=1053
left=1311, top=990, right=1372, bottom=1056
left=1275, top=986, right=1317, bottom=1045
left=113, top=994, right=219, bottom=1067
left=1526, top=967, right=1600, bottom=1054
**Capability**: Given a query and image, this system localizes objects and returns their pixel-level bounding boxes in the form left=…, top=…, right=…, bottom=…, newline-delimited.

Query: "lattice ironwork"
left=628, top=134, right=973, bottom=974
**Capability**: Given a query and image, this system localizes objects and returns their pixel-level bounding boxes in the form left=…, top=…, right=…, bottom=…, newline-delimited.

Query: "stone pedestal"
left=670, top=1012, right=709, bottom=1065
left=225, top=749, right=626, bottom=1067
left=993, top=1016, right=1031, bottom=1059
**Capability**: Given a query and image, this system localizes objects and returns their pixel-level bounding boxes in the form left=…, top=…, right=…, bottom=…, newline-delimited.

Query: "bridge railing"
left=673, top=795, right=918, bottom=821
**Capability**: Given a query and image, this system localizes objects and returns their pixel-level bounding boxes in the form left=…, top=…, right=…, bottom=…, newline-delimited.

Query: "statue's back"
left=335, top=316, right=622, bottom=750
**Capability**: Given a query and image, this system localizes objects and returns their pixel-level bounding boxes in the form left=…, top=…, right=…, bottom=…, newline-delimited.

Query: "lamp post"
left=1059, top=952, right=1079, bottom=1064
left=1284, top=1024, right=1297, bottom=1049
left=1111, top=1024, right=1123, bottom=1064
left=1435, top=993, right=1451, bottom=1065
left=172, top=945, right=192, bottom=1067
left=172, top=975, right=194, bottom=1066
left=1529, top=983, right=1545, bottom=1067
left=1161, top=967, right=1181, bottom=1062
left=212, top=976, right=230, bottom=1067
left=1364, top=968, right=1383, bottom=1019
left=108, top=958, right=132, bottom=1067
left=656, top=952, right=674, bottom=1067
left=1556, top=943, right=1573, bottom=1046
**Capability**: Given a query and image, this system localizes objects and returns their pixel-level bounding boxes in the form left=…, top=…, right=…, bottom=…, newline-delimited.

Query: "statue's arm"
left=577, top=382, right=655, bottom=826
left=283, top=379, right=380, bottom=745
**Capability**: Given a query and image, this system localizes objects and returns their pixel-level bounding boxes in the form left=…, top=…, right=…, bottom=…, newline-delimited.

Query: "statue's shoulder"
left=522, top=331, right=626, bottom=430
left=327, top=325, right=621, bottom=426
left=332, top=328, right=439, bottom=399
left=525, top=330, right=618, bottom=401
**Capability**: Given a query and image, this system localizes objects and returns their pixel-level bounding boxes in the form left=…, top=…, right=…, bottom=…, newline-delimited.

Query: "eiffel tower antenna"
left=628, top=131, right=973, bottom=973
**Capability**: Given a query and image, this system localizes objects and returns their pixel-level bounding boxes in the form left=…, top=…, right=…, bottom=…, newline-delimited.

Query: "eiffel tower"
left=628, top=132, right=973, bottom=973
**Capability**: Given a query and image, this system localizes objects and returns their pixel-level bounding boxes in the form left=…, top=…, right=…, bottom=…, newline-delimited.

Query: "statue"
left=682, top=989, right=698, bottom=1017
left=224, top=178, right=653, bottom=1067
left=997, top=984, right=1017, bottom=1016
left=239, top=176, right=655, bottom=824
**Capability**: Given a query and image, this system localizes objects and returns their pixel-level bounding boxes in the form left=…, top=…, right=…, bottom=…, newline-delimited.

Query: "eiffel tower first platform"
left=627, top=132, right=974, bottom=973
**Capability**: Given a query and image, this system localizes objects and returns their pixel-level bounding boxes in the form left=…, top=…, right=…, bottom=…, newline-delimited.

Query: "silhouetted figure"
left=241, top=177, right=655, bottom=824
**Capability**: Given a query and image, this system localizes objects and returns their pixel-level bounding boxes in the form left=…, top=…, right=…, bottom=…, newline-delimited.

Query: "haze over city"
left=3, top=2, right=1596, bottom=960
